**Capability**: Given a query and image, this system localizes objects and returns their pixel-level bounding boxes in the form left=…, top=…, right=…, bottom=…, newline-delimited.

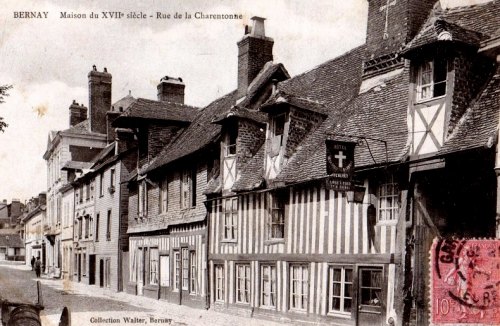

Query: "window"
left=173, top=251, right=180, bottom=291
left=138, top=181, right=147, bottom=218
left=149, top=248, right=159, bottom=285
left=95, top=213, right=100, bottom=242
left=417, top=57, right=447, bottom=102
left=223, top=198, right=238, bottom=240
left=99, top=173, right=104, bottom=196
left=225, top=127, right=238, bottom=156
left=290, top=264, right=309, bottom=311
left=360, top=268, right=383, bottom=307
left=85, top=182, right=91, bottom=201
left=106, top=210, right=111, bottom=241
left=329, top=266, right=353, bottom=315
left=104, top=259, right=111, bottom=288
left=77, top=218, right=82, bottom=239
left=236, top=264, right=251, bottom=304
left=180, top=169, right=196, bottom=209
left=378, top=177, right=399, bottom=222
left=82, top=253, right=87, bottom=276
left=159, top=256, right=170, bottom=287
left=79, top=186, right=83, bottom=204
left=215, top=264, right=225, bottom=302
left=110, top=169, right=115, bottom=188
left=159, top=178, right=168, bottom=213
left=84, top=216, right=89, bottom=239
left=269, top=194, right=285, bottom=239
left=189, top=251, right=196, bottom=294
left=182, top=248, right=189, bottom=291
left=261, top=264, right=277, bottom=308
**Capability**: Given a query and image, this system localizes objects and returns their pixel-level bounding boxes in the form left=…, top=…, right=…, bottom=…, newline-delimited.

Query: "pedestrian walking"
left=34, top=257, right=41, bottom=278
left=30, top=256, right=35, bottom=271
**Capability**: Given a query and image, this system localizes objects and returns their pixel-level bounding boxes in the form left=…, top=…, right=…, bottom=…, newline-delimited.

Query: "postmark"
left=431, top=238, right=500, bottom=324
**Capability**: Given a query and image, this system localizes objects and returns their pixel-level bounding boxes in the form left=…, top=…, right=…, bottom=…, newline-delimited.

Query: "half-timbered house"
left=205, top=1, right=500, bottom=325
left=116, top=16, right=289, bottom=309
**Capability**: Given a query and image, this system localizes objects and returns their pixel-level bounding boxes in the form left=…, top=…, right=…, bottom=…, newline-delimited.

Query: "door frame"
left=356, top=264, right=386, bottom=326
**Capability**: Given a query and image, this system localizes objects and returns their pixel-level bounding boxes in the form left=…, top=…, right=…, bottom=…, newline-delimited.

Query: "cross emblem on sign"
left=379, top=0, right=397, bottom=39
left=335, top=151, right=347, bottom=168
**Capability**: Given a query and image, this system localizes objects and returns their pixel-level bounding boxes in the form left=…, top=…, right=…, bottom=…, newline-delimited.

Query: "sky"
left=0, top=0, right=493, bottom=202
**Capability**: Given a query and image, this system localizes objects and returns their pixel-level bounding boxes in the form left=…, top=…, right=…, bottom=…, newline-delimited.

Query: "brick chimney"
left=88, top=65, right=112, bottom=134
left=69, top=100, right=87, bottom=127
left=237, top=16, right=274, bottom=98
left=365, top=0, right=437, bottom=59
left=157, top=76, right=185, bottom=103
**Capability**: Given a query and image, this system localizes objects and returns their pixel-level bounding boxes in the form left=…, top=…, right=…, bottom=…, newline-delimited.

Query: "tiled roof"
left=143, top=91, right=239, bottom=173
left=0, top=234, right=23, bottom=248
left=61, top=119, right=102, bottom=136
left=439, top=65, right=500, bottom=154
left=439, top=1, right=500, bottom=38
left=232, top=144, right=266, bottom=192
left=114, top=98, right=198, bottom=125
left=61, top=161, right=93, bottom=171
left=275, top=68, right=411, bottom=184
left=278, top=46, right=366, bottom=109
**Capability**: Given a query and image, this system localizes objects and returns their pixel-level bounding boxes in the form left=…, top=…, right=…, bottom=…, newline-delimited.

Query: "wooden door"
left=357, top=267, right=384, bottom=326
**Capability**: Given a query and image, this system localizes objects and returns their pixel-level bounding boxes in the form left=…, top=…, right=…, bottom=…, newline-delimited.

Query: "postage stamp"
left=431, top=238, right=500, bottom=324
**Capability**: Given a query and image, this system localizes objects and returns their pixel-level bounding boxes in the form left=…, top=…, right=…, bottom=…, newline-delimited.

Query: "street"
left=0, top=263, right=283, bottom=326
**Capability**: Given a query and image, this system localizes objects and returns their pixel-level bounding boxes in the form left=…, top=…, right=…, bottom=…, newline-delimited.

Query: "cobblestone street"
left=0, top=263, right=284, bottom=326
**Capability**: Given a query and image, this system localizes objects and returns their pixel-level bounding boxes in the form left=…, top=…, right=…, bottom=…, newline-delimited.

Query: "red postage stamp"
left=431, top=238, right=500, bottom=324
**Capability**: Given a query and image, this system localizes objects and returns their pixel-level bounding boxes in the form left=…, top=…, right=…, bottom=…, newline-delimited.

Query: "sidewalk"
left=8, top=264, right=285, bottom=326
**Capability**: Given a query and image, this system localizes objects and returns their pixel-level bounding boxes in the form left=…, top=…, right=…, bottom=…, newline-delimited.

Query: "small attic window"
left=273, top=114, right=286, bottom=138
left=416, top=57, right=447, bottom=102
left=225, top=126, right=238, bottom=157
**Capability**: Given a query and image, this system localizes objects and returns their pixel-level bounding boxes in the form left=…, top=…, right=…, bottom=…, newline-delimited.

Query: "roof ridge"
left=136, top=97, right=200, bottom=110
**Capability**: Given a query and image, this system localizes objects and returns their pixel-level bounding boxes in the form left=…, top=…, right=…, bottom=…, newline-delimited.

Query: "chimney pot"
left=93, top=65, right=97, bottom=71
left=157, top=76, right=185, bottom=103
left=104, top=67, right=108, bottom=72
left=250, top=16, right=266, bottom=37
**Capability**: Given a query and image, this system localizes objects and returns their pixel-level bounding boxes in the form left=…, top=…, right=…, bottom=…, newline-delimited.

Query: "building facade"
left=21, top=193, right=46, bottom=266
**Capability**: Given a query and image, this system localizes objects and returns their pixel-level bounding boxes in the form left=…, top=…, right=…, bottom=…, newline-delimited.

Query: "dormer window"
left=272, top=113, right=286, bottom=145
left=416, top=57, right=447, bottom=102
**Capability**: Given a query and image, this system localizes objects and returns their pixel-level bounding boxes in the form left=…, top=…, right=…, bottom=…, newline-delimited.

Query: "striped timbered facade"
left=129, top=223, right=207, bottom=307
left=208, top=181, right=402, bottom=325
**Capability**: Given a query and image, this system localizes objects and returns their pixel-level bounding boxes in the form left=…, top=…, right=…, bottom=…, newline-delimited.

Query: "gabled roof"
left=402, top=18, right=484, bottom=56
left=112, top=93, right=135, bottom=112
left=113, top=98, right=198, bottom=126
left=261, top=90, right=328, bottom=116
left=143, top=90, right=239, bottom=173
left=211, top=105, right=267, bottom=125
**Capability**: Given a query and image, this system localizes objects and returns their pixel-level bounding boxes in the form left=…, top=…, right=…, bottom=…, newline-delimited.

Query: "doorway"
left=89, top=255, right=96, bottom=285
left=357, top=267, right=384, bottom=326
left=99, top=259, right=104, bottom=287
